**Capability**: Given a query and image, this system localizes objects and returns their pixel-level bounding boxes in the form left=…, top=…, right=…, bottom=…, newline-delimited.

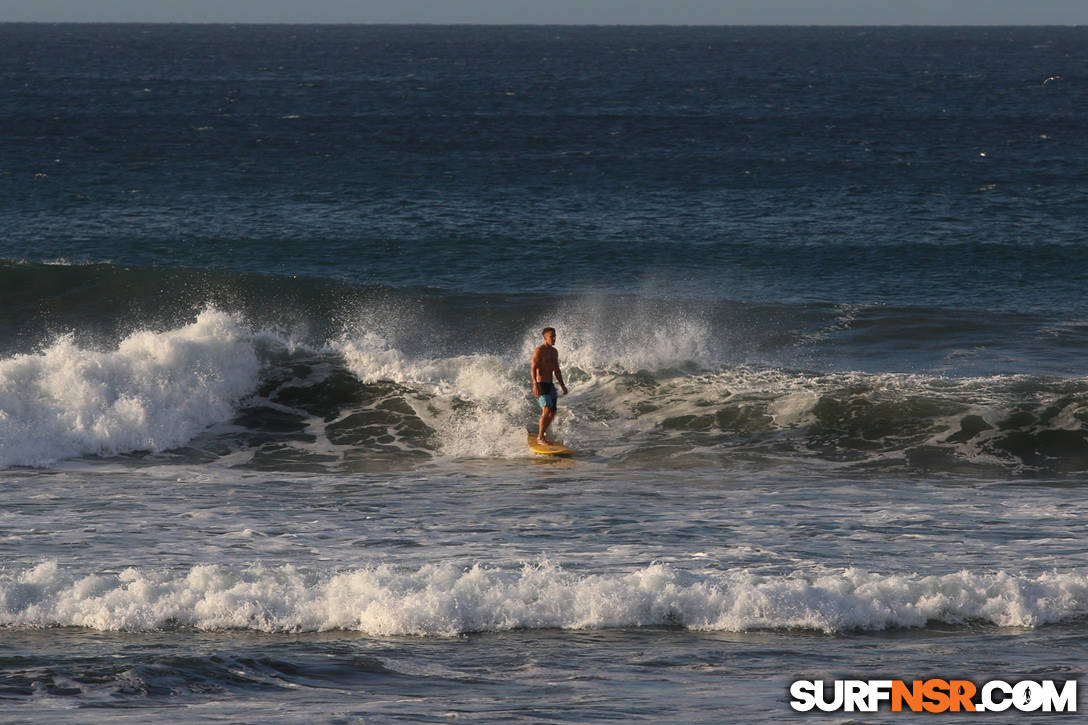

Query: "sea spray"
left=339, top=334, right=531, bottom=458
left=334, top=299, right=721, bottom=459
left=0, top=309, right=260, bottom=467
left=521, top=297, right=716, bottom=375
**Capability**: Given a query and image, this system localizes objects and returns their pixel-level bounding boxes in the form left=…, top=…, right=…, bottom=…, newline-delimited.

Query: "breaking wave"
left=0, top=310, right=260, bottom=467
left=1, top=262, right=1086, bottom=473
left=3, top=560, right=1085, bottom=635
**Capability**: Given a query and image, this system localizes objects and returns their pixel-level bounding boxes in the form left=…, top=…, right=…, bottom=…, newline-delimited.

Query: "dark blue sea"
left=1, top=24, right=1087, bottom=723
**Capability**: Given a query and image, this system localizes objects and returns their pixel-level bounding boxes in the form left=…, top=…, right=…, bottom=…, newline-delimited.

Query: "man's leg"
left=537, top=406, right=555, bottom=443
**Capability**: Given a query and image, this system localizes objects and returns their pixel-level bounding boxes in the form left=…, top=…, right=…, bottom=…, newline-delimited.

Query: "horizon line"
left=1, top=20, right=1086, bottom=28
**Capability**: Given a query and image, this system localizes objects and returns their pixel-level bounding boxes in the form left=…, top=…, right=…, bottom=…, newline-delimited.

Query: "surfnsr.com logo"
left=790, top=679, right=1077, bottom=713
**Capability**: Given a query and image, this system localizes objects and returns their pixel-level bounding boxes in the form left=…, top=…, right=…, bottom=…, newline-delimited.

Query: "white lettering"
left=1041, top=680, right=1077, bottom=712
left=789, top=680, right=817, bottom=712
left=868, top=680, right=893, bottom=711
left=844, top=680, right=868, bottom=712
left=817, top=680, right=844, bottom=712
left=1014, top=680, right=1044, bottom=712
left=981, top=680, right=1013, bottom=712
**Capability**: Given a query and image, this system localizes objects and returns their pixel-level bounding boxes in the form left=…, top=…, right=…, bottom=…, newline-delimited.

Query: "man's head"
left=542, top=327, right=556, bottom=345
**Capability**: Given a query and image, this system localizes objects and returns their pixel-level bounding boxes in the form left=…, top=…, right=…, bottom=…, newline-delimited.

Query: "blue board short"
left=536, top=382, right=558, bottom=410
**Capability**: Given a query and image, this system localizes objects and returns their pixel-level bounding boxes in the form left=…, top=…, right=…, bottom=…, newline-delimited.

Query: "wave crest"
left=0, top=309, right=260, bottom=467
left=3, top=560, right=1085, bottom=635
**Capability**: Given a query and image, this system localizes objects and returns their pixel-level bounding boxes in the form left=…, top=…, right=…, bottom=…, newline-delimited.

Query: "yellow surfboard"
left=527, top=433, right=575, bottom=456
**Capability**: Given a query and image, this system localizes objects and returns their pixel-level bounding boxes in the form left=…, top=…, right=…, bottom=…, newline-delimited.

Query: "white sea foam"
left=333, top=313, right=1088, bottom=468
left=335, top=304, right=720, bottom=459
left=41, top=257, right=113, bottom=266
left=0, top=310, right=260, bottom=467
left=339, top=334, right=529, bottom=458
left=2, top=560, right=1085, bottom=635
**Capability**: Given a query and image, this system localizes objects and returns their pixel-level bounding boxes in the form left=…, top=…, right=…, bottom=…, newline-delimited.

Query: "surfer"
left=531, top=327, right=568, bottom=445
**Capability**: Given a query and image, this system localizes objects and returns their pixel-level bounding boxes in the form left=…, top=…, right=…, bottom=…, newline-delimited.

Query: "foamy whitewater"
left=6, top=561, right=1088, bottom=634
left=3, top=23, right=1088, bottom=724
left=0, top=310, right=259, bottom=467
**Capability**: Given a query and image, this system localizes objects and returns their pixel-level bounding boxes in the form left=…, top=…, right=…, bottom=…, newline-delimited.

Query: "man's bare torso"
left=532, top=344, right=560, bottom=382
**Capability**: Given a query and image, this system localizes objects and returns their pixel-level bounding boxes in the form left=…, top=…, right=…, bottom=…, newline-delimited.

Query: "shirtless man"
left=531, top=327, right=569, bottom=445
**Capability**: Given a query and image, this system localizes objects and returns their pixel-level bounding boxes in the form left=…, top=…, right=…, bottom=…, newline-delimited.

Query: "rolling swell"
left=167, top=350, right=1088, bottom=475
left=612, top=369, right=1088, bottom=474
left=0, top=260, right=371, bottom=356
left=2, top=261, right=1086, bottom=473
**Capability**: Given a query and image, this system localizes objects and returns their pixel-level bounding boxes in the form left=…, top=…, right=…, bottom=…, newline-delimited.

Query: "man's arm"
left=530, top=347, right=541, bottom=395
left=555, top=359, right=568, bottom=394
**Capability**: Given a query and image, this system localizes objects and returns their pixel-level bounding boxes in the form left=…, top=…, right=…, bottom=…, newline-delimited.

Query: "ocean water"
left=1, top=24, right=1087, bottom=723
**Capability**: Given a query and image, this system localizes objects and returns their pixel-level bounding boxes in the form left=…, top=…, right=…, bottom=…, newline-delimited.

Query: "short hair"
left=542, top=327, right=556, bottom=336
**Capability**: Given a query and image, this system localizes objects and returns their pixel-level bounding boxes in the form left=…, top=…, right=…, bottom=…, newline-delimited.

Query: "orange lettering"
left=922, top=679, right=951, bottom=713
left=948, top=680, right=977, bottom=712
left=892, top=680, right=924, bottom=712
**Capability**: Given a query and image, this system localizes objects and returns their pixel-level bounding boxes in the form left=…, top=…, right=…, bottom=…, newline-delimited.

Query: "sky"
left=1, top=0, right=1086, bottom=25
